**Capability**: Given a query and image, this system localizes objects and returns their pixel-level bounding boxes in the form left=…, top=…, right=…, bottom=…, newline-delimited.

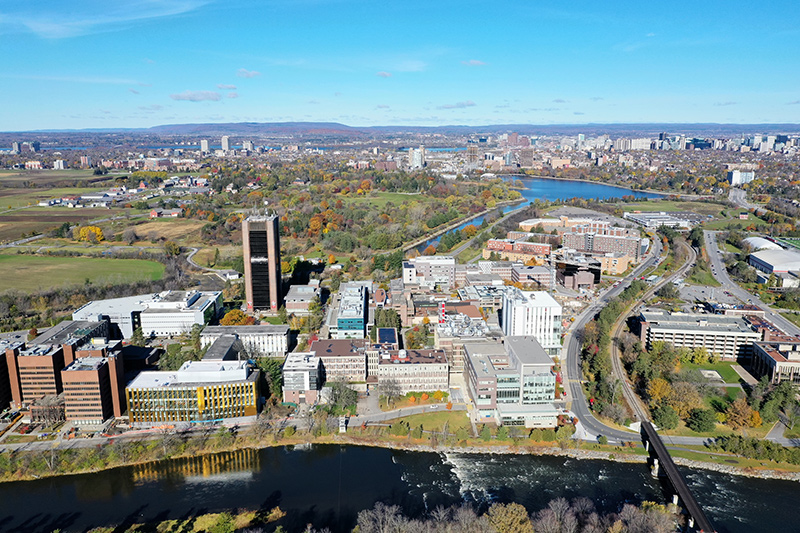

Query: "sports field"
left=0, top=254, right=165, bottom=292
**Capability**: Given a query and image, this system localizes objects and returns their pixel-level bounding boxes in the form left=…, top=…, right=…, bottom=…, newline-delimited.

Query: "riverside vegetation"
left=72, top=498, right=681, bottom=533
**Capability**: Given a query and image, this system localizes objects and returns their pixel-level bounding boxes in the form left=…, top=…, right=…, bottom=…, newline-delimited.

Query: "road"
left=562, top=238, right=665, bottom=443
left=728, top=187, right=764, bottom=213
left=705, top=230, right=800, bottom=336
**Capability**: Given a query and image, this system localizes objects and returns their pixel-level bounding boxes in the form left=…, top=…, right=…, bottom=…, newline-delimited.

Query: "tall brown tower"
left=243, top=215, right=282, bottom=311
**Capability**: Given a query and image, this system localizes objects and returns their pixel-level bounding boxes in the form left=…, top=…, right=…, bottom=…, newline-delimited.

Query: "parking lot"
left=679, top=284, right=741, bottom=305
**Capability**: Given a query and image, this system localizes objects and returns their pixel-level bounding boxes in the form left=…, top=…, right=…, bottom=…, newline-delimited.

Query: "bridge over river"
left=641, top=421, right=716, bottom=532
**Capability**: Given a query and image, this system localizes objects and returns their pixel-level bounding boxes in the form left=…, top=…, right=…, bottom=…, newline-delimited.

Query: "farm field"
left=0, top=253, right=165, bottom=292
left=0, top=187, right=107, bottom=210
left=0, top=207, right=123, bottom=242
left=0, top=169, right=114, bottom=185
left=129, top=219, right=209, bottom=242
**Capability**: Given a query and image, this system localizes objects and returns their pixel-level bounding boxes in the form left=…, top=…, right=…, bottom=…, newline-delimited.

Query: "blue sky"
left=2, top=0, right=800, bottom=130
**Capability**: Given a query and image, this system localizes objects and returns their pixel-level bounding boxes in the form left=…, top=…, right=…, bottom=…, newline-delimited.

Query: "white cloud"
left=376, top=71, right=392, bottom=78
left=437, top=100, right=476, bottom=110
left=377, top=104, right=390, bottom=109
left=129, top=88, right=140, bottom=94
left=3, top=1, right=210, bottom=39
left=237, top=68, right=261, bottom=78
left=170, top=90, right=221, bottom=102
left=217, top=84, right=237, bottom=90
left=461, top=59, right=485, bottom=66
left=714, top=101, right=737, bottom=107
left=227, top=92, right=239, bottom=99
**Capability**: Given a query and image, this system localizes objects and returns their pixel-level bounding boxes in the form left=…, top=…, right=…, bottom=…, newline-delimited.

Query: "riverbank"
left=4, top=427, right=799, bottom=485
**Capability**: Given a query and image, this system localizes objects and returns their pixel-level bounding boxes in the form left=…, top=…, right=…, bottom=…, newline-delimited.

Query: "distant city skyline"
left=3, top=1, right=800, bottom=130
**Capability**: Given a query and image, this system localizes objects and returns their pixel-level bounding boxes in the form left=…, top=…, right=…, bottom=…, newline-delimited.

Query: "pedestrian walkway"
left=766, top=419, right=787, bottom=441
left=731, top=364, right=758, bottom=386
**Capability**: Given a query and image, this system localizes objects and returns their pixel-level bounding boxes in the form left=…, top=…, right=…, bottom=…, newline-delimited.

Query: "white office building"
left=73, top=291, right=223, bottom=339
left=501, top=289, right=562, bottom=355
left=403, top=256, right=456, bottom=289
left=728, top=170, right=755, bottom=186
left=200, top=325, right=289, bottom=357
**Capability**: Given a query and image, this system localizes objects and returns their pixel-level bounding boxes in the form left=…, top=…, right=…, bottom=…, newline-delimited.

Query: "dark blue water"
left=0, top=445, right=793, bottom=533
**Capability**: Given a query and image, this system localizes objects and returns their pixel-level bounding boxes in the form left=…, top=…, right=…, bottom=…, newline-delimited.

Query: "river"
left=0, top=445, right=796, bottom=532
left=418, top=176, right=661, bottom=251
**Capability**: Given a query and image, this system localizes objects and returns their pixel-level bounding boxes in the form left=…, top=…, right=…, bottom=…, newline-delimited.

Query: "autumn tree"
left=220, top=309, right=256, bottom=326
left=164, top=240, right=181, bottom=256
left=75, top=225, right=104, bottom=242
left=486, top=503, right=534, bottom=533
left=667, top=382, right=704, bottom=418
left=726, top=397, right=754, bottom=429
left=646, top=378, right=673, bottom=408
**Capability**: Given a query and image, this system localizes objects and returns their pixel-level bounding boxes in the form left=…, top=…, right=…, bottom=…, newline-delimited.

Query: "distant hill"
left=146, top=121, right=365, bottom=136
left=10, top=121, right=800, bottom=136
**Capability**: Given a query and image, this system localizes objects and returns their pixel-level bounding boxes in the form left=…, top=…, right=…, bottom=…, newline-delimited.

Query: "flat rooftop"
left=64, top=357, right=106, bottom=372
left=641, top=310, right=760, bottom=335
left=377, top=328, right=398, bottom=345
left=202, top=335, right=241, bottom=361
left=283, top=352, right=321, bottom=371
left=128, top=360, right=253, bottom=388
left=202, top=324, right=289, bottom=335
left=31, top=320, right=105, bottom=346
left=378, top=349, right=447, bottom=365
left=310, top=339, right=367, bottom=357
left=505, top=336, right=555, bottom=366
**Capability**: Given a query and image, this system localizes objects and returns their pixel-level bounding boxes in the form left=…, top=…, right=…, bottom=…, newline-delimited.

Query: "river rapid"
left=0, top=445, right=797, bottom=532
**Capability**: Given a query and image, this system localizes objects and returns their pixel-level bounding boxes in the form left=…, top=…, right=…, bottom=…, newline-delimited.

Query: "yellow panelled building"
left=126, top=360, right=259, bottom=425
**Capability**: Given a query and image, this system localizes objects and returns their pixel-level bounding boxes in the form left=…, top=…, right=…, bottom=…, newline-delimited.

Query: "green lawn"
left=0, top=253, right=165, bottom=292
left=782, top=312, right=800, bottom=328
left=686, top=265, right=721, bottom=287
left=661, top=419, right=771, bottom=439
left=702, top=209, right=765, bottom=231
left=344, top=191, right=427, bottom=208
left=618, top=199, right=725, bottom=216
left=781, top=238, right=800, bottom=250
left=721, top=241, right=743, bottom=254
left=680, top=361, right=743, bottom=384
left=383, top=410, right=470, bottom=432
left=0, top=187, right=106, bottom=209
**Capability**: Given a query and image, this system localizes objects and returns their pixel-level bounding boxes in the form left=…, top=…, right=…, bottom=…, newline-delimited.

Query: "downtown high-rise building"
left=242, top=215, right=282, bottom=311
left=200, top=139, right=209, bottom=153
left=221, top=135, right=230, bottom=152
